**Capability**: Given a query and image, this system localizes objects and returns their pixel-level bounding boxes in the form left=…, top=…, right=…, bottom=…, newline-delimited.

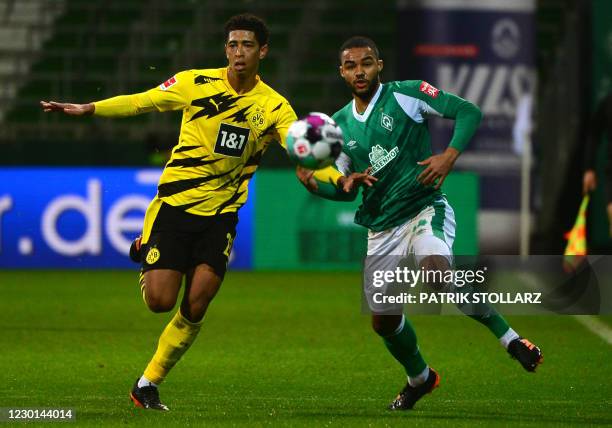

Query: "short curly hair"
left=224, top=14, right=270, bottom=46
left=338, top=36, right=380, bottom=63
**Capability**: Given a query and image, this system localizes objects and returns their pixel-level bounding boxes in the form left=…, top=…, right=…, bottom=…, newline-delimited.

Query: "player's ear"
left=259, top=44, right=268, bottom=60
left=339, top=65, right=344, bottom=78
left=377, top=59, right=384, bottom=72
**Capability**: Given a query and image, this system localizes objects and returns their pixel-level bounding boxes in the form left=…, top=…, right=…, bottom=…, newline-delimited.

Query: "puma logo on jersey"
left=190, top=92, right=244, bottom=122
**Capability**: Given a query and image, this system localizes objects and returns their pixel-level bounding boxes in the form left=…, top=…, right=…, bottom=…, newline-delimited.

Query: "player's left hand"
left=417, top=148, right=460, bottom=189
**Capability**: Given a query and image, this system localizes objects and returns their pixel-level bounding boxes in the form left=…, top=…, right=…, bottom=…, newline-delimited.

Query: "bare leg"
left=142, top=269, right=183, bottom=313
left=180, top=264, right=223, bottom=323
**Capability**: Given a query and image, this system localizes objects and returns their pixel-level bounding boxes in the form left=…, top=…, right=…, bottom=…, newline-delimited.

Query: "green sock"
left=382, top=316, right=427, bottom=377
left=469, top=312, right=510, bottom=338
left=453, top=284, right=510, bottom=339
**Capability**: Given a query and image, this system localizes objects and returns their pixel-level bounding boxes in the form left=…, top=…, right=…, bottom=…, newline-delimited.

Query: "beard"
left=351, top=78, right=379, bottom=101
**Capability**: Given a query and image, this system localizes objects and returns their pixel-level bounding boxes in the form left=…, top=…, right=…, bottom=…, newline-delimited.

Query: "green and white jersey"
left=332, top=80, right=481, bottom=231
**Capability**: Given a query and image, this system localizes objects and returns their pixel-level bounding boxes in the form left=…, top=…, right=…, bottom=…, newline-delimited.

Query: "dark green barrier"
left=255, top=170, right=479, bottom=270
left=588, top=0, right=612, bottom=251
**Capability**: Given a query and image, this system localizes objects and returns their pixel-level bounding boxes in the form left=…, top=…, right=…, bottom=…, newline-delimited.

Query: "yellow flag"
left=563, top=195, right=589, bottom=272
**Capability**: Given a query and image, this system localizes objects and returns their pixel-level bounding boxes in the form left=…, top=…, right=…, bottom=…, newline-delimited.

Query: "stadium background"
left=0, top=0, right=611, bottom=426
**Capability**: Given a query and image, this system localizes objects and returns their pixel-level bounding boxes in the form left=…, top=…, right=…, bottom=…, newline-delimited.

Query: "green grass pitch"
left=0, top=271, right=610, bottom=427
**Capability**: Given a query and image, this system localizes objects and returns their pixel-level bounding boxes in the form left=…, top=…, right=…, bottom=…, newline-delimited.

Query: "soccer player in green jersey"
left=297, top=36, right=543, bottom=410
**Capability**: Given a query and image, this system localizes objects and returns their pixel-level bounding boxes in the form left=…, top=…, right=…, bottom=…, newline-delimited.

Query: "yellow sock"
left=143, top=310, right=202, bottom=384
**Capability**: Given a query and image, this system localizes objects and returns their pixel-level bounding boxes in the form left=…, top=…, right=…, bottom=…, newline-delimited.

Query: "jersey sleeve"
left=309, top=178, right=358, bottom=202
left=313, top=165, right=344, bottom=185
left=93, top=70, right=191, bottom=117
left=330, top=111, right=354, bottom=176
left=395, top=80, right=482, bottom=152
left=334, top=152, right=353, bottom=175
left=272, top=100, right=298, bottom=149
left=145, top=70, right=192, bottom=112
left=308, top=164, right=357, bottom=202
left=93, top=92, right=157, bottom=117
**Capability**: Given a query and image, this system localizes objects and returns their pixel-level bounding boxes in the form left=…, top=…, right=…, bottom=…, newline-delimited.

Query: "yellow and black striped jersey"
left=94, top=67, right=297, bottom=216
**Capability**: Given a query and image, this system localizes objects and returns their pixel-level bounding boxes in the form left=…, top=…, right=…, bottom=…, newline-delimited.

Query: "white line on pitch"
left=518, top=271, right=612, bottom=345
left=572, top=315, right=612, bottom=345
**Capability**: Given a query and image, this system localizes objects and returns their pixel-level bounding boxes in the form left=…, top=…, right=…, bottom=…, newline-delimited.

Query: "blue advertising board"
left=0, top=168, right=253, bottom=269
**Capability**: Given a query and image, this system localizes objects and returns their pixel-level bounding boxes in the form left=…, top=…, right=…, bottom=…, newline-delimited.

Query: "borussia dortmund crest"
left=250, top=106, right=267, bottom=130
left=146, top=247, right=160, bottom=265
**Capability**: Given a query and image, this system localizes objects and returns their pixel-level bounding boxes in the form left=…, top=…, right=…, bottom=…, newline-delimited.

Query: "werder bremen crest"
left=381, top=112, right=393, bottom=131
left=368, top=144, right=399, bottom=174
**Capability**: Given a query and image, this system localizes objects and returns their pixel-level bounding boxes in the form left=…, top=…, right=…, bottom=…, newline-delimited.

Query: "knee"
left=145, top=294, right=176, bottom=313
left=141, top=270, right=182, bottom=313
left=420, top=255, right=450, bottom=291
left=371, top=315, right=402, bottom=337
left=420, top=255, right=449, bottom=271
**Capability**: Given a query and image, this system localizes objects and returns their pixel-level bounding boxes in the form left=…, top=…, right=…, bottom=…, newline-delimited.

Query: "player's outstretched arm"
left=296, top=166, right=376, bottom=202
left=40, top=101, right=94, bottom=116
left=41, top=72, right=191, bottom=118
left=41, top=80, right=185, bottom=119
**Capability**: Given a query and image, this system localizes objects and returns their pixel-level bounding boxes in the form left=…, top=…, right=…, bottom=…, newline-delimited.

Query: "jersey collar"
left=351, top=83, right=383, bottom=122
left=222, top=67, right=261, bottom=95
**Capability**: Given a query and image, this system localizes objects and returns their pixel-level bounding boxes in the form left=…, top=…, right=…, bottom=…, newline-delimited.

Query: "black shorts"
left=140, top=201, right=238, bottom=278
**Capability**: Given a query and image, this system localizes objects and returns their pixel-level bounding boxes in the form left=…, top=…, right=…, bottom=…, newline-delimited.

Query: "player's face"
left=339, top=47, right=383, bottom=99
left=225, top=30, right=268, bottom=77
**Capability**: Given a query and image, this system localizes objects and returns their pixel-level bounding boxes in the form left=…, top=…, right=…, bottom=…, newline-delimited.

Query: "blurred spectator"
left=2, top=0, right=15, bottom=22
left=582, top=93, right=612, bottom=236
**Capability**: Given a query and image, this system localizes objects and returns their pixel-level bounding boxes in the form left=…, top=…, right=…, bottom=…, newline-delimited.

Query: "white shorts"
left=363, top=197, right=456, bottom=314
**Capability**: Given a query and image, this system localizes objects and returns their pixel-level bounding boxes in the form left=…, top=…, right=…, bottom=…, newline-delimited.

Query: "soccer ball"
left=286, top=112, right=344, bottom=170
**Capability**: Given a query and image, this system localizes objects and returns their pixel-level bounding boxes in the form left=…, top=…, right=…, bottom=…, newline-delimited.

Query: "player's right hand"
left=40, top=101, right=94, bottom=116
left=582, top=169, right=597, bottom=195
left=338, top=168, right=377, bottom=193
left=296, top=166, right=318, bottom=192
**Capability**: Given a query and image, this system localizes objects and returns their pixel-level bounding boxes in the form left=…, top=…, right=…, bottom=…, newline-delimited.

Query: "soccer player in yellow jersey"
left=41, top=14, right=297, bottom=411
